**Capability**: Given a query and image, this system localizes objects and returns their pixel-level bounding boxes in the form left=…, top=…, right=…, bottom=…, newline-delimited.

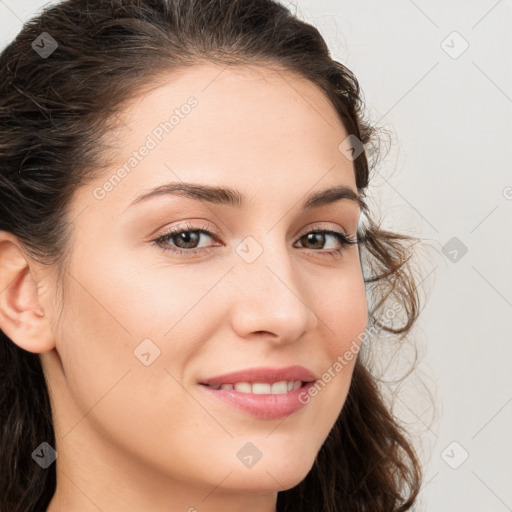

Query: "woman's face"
left=41, top=63, right=368, bottom=508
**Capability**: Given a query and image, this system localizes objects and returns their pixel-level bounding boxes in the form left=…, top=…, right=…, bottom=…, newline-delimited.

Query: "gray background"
left=1, top=1, right=511, bottom=510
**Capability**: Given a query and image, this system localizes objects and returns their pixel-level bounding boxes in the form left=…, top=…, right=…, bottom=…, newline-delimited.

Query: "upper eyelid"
left=155, top=223, right=355, bottom=248
left=157, top=222, right=353, bottom=240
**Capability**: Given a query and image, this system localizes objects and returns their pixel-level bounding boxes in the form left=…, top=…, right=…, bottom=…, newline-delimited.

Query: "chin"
left=220, top=456, right=315, bottom=493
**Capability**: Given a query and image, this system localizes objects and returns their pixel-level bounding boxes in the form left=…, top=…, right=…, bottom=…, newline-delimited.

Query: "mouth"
left=197, top=364, right=317, bottom=390
left=199, top=380, right=308, bottom=394
left=196, top=366, right=317, bottom=419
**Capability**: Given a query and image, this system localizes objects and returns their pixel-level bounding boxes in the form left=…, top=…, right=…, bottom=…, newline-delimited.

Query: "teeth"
left=252, top=382, right=271, bottom=394
left=209, top=380, right=302, bottom=394
left=233, top=382, right=251, bottom=393
left=271, top=381, right=288, bottom=394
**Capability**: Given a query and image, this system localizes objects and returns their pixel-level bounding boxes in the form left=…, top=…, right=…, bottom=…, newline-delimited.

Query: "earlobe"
left=0, top=231, right=55, bottom=354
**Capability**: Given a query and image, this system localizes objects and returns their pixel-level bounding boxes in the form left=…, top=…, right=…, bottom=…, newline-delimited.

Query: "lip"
left=198, top=365, right=318, bottom=387
left=198, top=380, right=316, bottom=420
left=197, top=365, right=318, bottom=420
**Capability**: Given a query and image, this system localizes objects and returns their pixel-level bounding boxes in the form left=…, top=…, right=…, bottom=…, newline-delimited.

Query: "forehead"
left=112, top=62, right=350, bottom=162
left=74, top=62, right=357, bottom=217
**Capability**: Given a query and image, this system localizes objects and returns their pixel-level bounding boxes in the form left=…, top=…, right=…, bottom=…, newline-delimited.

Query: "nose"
left=228, top=241, right=319, bottom=344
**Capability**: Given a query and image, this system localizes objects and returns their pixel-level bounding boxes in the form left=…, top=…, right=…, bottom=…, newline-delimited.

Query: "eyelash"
left=152, top=221, right=358, bottom=259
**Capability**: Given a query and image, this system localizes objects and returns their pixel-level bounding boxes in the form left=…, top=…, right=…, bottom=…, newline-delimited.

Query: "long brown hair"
left=0, top=1, right=423, bottom=510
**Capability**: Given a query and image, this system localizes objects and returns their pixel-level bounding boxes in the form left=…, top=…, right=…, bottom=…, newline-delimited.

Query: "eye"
left=152, top=223, right=358, bottom=258
left=294, top=229, right=358, bottom=257
left=153, top=221, right=219, bottom=256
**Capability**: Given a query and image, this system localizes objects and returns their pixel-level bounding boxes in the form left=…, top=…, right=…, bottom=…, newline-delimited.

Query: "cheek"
left=52, top=267, right=214, bottom=473
left=321, top=266, right=368, bottom=352
left=304, top=268, right=367, bottom=421
left=55, top=255, right=228, bottom=416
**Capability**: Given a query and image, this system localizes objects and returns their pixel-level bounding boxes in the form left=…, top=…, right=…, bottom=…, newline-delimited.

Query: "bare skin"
left=0, top=62, right=368, bottom=512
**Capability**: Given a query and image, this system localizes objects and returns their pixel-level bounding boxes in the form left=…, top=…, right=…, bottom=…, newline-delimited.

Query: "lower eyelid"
left=156, top=229, right=217, bottom=249
left=156, top=229, right=352, bottom=255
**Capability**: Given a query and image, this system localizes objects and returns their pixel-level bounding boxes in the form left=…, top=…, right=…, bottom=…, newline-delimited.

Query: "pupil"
left=176, top=231, right=199, bottom=248
left=306, top=233, right=324, bottom=249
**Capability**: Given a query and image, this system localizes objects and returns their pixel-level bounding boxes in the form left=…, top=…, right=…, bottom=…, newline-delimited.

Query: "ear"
left=0, top=231, right=55, bottom=353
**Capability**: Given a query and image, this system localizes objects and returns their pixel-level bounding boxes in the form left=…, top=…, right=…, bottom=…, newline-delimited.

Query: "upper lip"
left=198, top=365, right=318, bottom=386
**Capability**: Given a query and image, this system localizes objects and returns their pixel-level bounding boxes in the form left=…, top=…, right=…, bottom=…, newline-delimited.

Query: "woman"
left=0, top=1, right=423, bottom=511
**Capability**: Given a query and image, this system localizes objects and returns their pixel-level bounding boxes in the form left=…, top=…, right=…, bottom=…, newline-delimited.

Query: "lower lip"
left=198, top=381, right=316, bottom=419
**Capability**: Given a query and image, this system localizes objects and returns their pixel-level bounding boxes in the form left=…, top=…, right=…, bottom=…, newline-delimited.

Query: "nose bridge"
left=229, top=230, right=318, bottom=339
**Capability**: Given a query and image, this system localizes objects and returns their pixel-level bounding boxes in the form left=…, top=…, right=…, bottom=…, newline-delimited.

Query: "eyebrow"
left=126, top=182, right=365, bottom=212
